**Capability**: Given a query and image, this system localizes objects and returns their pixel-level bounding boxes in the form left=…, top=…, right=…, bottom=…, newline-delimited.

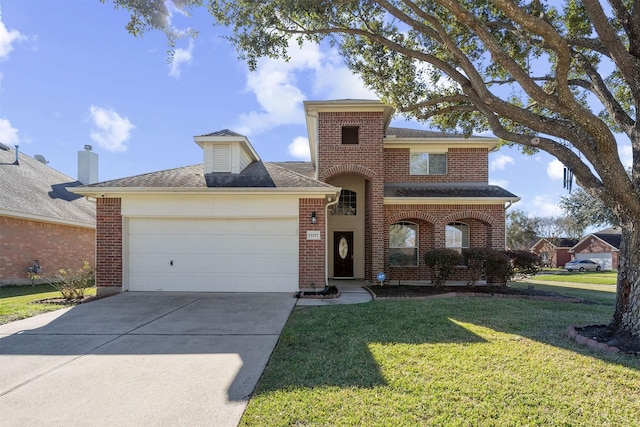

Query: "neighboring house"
left=73, top=99, right=519, bottom=296
left=530, top=237, right=579, bottom=268
left=569, top=227, right=621, bottom=270
left=0, top=144, right=96, bottom=284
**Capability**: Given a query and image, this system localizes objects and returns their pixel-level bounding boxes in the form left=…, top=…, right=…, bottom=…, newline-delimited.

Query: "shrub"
left=464, top=247, right=493, bottom=286
left=485, top=251, right=513, bottom=286
left=506, top=250, right=541, bottom=279
left=423, top=249, right=462, bottom=286
left=50, top=262, right=94, bottom=301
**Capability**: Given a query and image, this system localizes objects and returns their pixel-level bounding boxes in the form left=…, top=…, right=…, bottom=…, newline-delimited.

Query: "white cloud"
left=89, top=106, right=135, bottom=152
left=236, top=40, right=375, bottom=135
left=0, top=118, right=19, bottom=144
left=527, top=195, right=563, bottom=217
left=0, top=10, right=25, bottom=59
left=547, top=159, right=565, bottom=180
left=169, top=39, right=194, bottom=78
left=288, top=136, right=310, bottom=160
left=490, top=154, right=514, bottom=171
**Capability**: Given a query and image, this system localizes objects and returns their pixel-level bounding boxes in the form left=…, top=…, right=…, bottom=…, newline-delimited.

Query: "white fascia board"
left=70, top=187, right=340, bottom=198
left=384, top=138, right=499, bottom=151
left=0, top=209, right=95, bottom=229
left=384, top=196, right=521, bottom=205
left=304, top=99, right=395, bottom=127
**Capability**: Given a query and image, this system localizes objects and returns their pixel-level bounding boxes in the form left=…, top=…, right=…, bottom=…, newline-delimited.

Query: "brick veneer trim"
left=96, top=198, right=123, bottom=295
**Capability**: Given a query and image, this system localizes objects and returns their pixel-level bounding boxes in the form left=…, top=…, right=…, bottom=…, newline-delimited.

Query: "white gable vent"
left=194, top=129, right=260, bottom=174
left=212, top=144, right=231, bottom=172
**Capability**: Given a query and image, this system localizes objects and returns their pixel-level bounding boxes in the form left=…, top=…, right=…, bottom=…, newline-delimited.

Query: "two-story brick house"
left=74, top=99, right=518, bottom=296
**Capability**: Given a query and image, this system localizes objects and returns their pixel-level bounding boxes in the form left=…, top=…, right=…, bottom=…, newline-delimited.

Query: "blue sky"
left=1, top=1, right=632, bottom=218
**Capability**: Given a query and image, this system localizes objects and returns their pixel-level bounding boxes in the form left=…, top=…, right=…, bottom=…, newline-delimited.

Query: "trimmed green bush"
left=423, top=249, right=462, bottom=286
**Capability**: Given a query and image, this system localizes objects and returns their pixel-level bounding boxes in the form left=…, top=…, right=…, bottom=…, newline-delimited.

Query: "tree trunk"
left=611, top=225, right=640, bottom=337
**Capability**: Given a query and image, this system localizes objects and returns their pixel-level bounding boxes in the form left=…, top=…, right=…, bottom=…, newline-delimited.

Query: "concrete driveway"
left=0, top=292, right=296, bottom=426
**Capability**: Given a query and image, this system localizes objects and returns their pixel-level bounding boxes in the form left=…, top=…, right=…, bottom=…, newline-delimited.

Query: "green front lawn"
left=241, top=286, right=639, bottom=426
left=0, top=284, right=96, bottom=325
left=533, top=270, right=618, bottom=285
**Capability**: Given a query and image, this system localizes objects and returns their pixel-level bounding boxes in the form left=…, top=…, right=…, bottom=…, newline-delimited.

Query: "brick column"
left=96, top=197, right=122, bottom=296
left=299, top=198, right=326, bottom=289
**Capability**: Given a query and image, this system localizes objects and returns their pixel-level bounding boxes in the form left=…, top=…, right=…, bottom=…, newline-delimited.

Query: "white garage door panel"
left=128, top=218, right=298, bottom=292
left=575, top=252, right=612, bottom=270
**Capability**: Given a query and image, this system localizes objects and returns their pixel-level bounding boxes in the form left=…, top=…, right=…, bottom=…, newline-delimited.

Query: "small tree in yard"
left=424, top=249, right=461, bottom=286
left=51, top=262, right=94, bottom=301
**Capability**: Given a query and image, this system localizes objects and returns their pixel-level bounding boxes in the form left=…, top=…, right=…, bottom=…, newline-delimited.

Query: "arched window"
left=389, top=222, right=418, bottom=266
left=446, top=222, right=469, bottom=250
left=333, top=189, right=357, bottom=215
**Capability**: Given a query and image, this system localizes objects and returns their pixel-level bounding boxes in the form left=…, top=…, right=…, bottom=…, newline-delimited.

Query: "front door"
left=333, top=231, right=354, bottom=278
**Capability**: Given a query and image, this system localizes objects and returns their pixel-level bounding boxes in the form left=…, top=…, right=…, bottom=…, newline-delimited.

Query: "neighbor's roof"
left=593, top=227, right=622, bottom=249
left=0, top=145, right=95, bottom=227
left=77, top=161, right=335, bottom=191
left=534, top=237, right=580, bottom=249
left=384, top=182, right=520, bottom=202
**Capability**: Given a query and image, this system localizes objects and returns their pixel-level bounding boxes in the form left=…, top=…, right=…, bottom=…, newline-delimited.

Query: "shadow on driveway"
left=0, top=292, right=295, bottom=427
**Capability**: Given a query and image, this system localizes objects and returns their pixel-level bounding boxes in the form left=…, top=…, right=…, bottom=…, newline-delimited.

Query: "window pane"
left=446, top=222, right=469, bottom=248
left=429, top=154, right=447, bottom=175
left=410, top=153, right=429, bottom=175
left=389, top=248, right=418, bottom=266
left=389, top=223, right=417, bottom=248
left=333, top=189, right=357, bottom=215
left=389, top=222, right=418, bottom=266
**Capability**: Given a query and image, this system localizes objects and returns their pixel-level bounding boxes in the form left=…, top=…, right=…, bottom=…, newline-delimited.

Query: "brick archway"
left=440, top=210, right=497, bottom=227
left=319, top=164, right=376, bottom=182
left=387, top=211, right=438, bottom=226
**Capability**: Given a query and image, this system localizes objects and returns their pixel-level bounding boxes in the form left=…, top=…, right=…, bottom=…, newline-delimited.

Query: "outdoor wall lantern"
left=311, top=211, right=317, bottom=224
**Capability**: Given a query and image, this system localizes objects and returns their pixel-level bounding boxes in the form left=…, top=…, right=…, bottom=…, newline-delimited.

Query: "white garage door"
left=575, top=252, right=612, bottom=270
left=127, top=218, right=298, bottom=292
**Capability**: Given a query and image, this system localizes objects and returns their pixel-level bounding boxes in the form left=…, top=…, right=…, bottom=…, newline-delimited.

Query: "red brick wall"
left=96, top=198, right=122, bottom=295
left=0, top=216, right=95, bottom=284
left=299, top=198, right=326, bottom=289
left=384, top=148, right=489, bottom=183
left=384, top=204, right=506, bottom=282
left=317, top=111, right=386, bottom=281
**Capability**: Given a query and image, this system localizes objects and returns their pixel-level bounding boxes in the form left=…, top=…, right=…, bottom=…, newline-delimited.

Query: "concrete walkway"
left=295, top=280, right=373, bottom=306
left=0, top=292, right=295, bottom=427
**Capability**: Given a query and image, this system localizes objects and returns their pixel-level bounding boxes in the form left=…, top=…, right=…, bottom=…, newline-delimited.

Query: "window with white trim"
left=389, top=222, right=418, bottom=266
left=410, top=152, right=447, bottom=175
left=445, top=222, right=469, bottom=250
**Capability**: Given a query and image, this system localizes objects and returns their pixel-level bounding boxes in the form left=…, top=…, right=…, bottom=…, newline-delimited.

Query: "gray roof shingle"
left=83, top=161, right=334, bottom=190
left=0, top=147, right=95, bottom=226
left=197, top=129, right=246, bottom=138
left=384, top=182, right=519, bottom=199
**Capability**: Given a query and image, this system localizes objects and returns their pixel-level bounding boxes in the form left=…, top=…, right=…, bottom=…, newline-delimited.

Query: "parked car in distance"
left=564, top=259, right=601, bottom=272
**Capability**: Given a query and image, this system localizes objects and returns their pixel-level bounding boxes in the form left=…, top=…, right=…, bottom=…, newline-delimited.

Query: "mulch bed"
left=32, top=295, right=99, bottom=305
left=367, top=284, right=639, bottom=355
left=295, top=285, right=340, bottom=299
left=367, top=284, right=583, bottom=303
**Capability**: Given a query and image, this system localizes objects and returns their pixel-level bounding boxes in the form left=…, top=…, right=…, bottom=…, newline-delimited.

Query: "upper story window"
left=445, top=222, right=469, bottom=249
left=410, top=152, right=447, bottom=175
left=342, top=126, right=359, bottom=144
left=333, top=189, right=357, bottom=215
left=389, top=222, right=418, bottom=266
